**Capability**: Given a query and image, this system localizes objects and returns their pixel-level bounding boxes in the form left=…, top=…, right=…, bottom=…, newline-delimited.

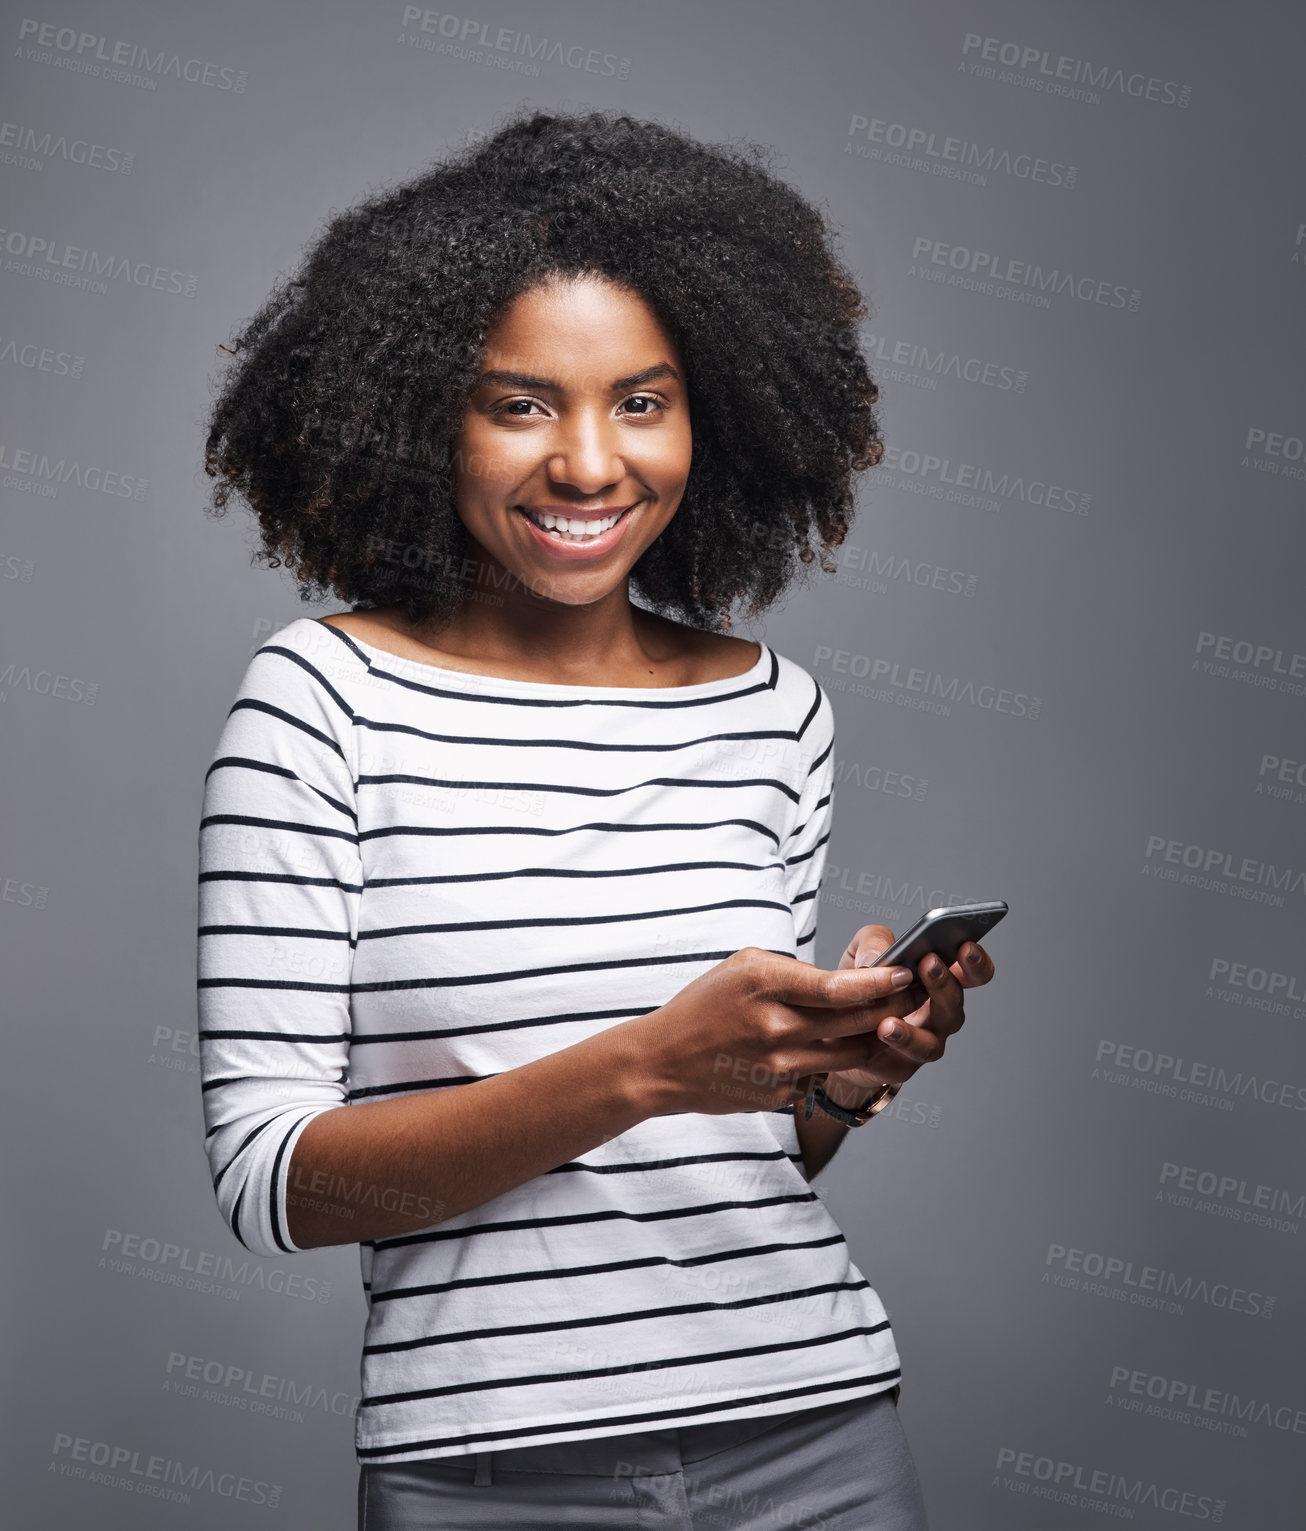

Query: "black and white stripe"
left=197, top=617, right=899, bottom=1464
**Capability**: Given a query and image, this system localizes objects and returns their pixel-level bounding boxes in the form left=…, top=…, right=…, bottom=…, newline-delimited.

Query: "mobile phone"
left=866, top=901, right=1008, bottom=976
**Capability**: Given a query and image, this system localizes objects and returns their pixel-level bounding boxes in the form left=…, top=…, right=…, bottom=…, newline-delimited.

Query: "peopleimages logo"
left=1107, top=1364, right=1306, bottom=1439
left=164, top=1352, right=360, bottom=1423
left=99, top=1229, right=331, bottom=1304
left=1258, top=750, right=1306, bottom=806
left=862, top=327, right=1028, bottom=393
left=49, top=1434, right=279, bottom=1508
left=875, top=441, right=1090, bottom=516
left=1208, top=955, right=1306, bottom=1016
left=1242, top=425, right=1306, bottom=481
left=845, top=114, right=1077, bottom=189
left=992, top=1446, right=1223, bottom=1520
left=0, top=660, right=97, bottom=705
left=1043, top=1241, right=1274, bottom=1319
left=0, top=331, right=84, bottom=376
left=0, top=118, right=134, bottom=174
left=2, top=873, right=48, bottom=907
left=0, top=224, right=198, bottom=297
left=1158, top=1160, right=1303, bottom=1234
left=833, top=543, right=978, bottom=599
left=1143, top=834, right=1305, bottom=906
left=0, top=437, right=147, bottom=500
left=1095, top=1038, right=1306, bottom=1111
left=1193, top=630, right=1306, bottom=697
left=833, top=757, right=929, bottom=803
left=398, top=7, right=631, bottom=79
left=958, top=33, right=1192, bottom=109
left=823, top=861, right=972, bottom=916
left=813, top=644, right=1043, bottom=721
left=16, top=18, right=248, bottom=93
left=909, top=234, right=1141, bottom=311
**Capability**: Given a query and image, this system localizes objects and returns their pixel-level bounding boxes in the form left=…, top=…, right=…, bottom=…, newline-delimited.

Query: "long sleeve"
left=190, top=622, right=904, bottom=1461
left=780, top=679, right=835, bottom=960
left=196, top=634, right=361, bottom=1257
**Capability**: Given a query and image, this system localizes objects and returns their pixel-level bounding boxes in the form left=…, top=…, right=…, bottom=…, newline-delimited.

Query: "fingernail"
left=890, top=968, right=913, bottom=987
left=929, top=959, right=945, bottom=980
left=884, top=1021, right=902, bottom=1040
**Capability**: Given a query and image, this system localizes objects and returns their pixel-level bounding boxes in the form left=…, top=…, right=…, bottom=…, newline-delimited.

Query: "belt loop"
left=473, top=1451, right=493, bottom=1487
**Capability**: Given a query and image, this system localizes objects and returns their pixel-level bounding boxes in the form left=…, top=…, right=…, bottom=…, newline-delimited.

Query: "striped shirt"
left=197, top=615, right=900, bottom=1464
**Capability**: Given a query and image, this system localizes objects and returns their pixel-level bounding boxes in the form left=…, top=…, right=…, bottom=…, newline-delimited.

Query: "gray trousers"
left=357, top=1386, right=928, bottom=1529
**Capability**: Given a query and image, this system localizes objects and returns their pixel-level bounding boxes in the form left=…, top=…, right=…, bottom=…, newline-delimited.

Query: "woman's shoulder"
left=250, top=615, right=368, bottom=681
left=210, top=618, right=360, bottom=786
left=231, top=618, right=376, bottom=726
left=634, top=609, right=761, bottom=685
left=650, top=615, right=832, bottom=756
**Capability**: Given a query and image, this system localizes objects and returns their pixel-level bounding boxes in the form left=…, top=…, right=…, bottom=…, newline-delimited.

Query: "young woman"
left=199, top=109, right=994, bottom=1530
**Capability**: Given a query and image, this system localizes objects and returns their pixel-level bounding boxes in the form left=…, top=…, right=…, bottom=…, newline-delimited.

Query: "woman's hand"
left=816, top=924, right=996, bottom=1108
left=632, top=946, right=925, bottom=1117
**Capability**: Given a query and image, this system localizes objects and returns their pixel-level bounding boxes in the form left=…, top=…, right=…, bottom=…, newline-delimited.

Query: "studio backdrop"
left=2, top=1, right=1303, bottom=1526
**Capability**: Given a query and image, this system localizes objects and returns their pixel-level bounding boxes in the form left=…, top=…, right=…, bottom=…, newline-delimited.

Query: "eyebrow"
left=471, top=363, right=681, bottom=393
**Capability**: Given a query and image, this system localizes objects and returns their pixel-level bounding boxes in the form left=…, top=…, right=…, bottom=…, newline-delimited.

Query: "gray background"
left=2, top=0, right=1304, bottom=1525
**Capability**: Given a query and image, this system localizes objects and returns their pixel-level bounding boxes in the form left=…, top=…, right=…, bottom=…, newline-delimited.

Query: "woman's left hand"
left=817, top=923, right=996, bottom=1106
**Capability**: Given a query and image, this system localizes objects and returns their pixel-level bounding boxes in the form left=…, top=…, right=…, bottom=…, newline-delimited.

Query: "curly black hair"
left=203, top=108, right=883, bottom=632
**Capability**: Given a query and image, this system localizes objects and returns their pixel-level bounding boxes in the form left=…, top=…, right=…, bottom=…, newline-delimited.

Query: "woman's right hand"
left=628, top=946, right=924, bottom=1116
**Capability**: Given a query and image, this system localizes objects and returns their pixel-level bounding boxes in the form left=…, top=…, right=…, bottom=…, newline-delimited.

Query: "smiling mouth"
left=517, top=504, right=637, bottom=542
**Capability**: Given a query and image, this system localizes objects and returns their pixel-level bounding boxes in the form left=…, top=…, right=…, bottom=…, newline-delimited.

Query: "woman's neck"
left=321, top=593, right=756, bottom=690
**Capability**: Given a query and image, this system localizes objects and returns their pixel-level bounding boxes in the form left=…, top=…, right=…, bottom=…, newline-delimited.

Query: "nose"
left=545, top=408, right=624, bottom=496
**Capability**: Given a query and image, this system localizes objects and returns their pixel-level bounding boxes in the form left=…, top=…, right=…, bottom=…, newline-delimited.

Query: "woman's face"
left=451, top=275, right=692, bottom=609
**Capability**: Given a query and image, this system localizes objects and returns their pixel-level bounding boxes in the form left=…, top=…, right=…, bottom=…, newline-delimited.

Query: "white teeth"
left=526, top=510, right=623, bottom=539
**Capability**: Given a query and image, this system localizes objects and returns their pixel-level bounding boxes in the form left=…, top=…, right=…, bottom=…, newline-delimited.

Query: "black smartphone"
left=866, top=901, right=1008, bottom=975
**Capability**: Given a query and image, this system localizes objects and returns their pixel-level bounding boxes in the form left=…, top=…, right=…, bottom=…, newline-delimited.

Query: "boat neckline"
left=309, top=618, right=773, bottom=697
